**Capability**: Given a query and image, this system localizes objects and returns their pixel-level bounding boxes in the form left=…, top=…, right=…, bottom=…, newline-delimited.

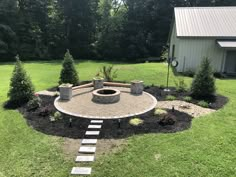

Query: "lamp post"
left=164, top=58, right=171, bottom=92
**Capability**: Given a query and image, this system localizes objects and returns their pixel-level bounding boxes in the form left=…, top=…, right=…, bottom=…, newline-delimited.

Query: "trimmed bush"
left=183, top=96, right=192, bottom=102
left=154, top=108, right=168, bottom=116
left=197, top=100, right=209, bottom=108
left=191, top=57, right=216, bottom=98
left=174, top=77, right=187, bottom=92
left=166, top=95, right=176, bottom=101
left=7, top=58, right=35, bottom=108
left=27, top=94, right=42, bottom=111
left=129, top=118, right=143, bottom=126
left=59, top=50, right=79, bottom=86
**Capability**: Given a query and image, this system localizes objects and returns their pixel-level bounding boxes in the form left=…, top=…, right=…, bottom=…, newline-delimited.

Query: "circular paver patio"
left=54, top=87, right=157, bottom=119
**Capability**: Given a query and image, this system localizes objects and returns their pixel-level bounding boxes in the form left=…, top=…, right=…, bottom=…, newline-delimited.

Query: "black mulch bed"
left=144, top=86, right=228, bottom=110
left=18, top=86, right=228, bottom=139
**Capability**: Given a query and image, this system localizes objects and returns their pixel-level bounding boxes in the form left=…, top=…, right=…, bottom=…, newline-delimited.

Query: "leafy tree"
left=59, top=50, right=79, bottom=85
left=97, top=0, right=126, bottom=59
left=191, top=57, right=216, bottom=98
left=0, top=0, right=18, bottom=60
left=0, top=0, right=236, bottom=60
left=58, top=0, right=99, bottom=58
left=7, top=57, right=35, bottom=107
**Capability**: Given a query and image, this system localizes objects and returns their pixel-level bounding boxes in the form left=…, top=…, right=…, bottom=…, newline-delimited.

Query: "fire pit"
left=92, top=88, right=120, bottom=104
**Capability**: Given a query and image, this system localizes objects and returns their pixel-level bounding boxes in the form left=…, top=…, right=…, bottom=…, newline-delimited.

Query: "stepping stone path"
left=82, top=139, right=97, bottom=145
left=71, top=167, right=92, bottom=175
left=76, top=156, right=95, bottom=162
left=88, top=125, right=102, bottom=129
left=85, top=131, right=100, bottom=136
left=91, top=120, right=103, bottom=124
left=79, top=146, right=96, bottom=153
left=71, top=120, right=103, bottom=175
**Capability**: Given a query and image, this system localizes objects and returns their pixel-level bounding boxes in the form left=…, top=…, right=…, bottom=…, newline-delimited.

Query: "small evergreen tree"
left=59, top=50, right=79, bottom=85
left=191, top=57, right=216, bottom=98
left=7, top=57, right=35, bottom=107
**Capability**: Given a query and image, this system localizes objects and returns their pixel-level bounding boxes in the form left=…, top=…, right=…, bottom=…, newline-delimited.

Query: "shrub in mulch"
left=144, top=86, right=228, bottom=110
left=159, top=114, right=177, bottom=126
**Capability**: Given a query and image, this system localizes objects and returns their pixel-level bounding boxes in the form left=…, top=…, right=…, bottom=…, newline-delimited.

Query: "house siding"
left=169, top=22, right=180, bottom=59
left=176, top=38, right=225, bottom=72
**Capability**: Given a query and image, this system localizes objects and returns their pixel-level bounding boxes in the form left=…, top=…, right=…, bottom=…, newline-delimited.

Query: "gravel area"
left=55, top=87, right=157, bottom=119
left=156, top=100, right=215, bottom=118
left=36, top=90, right=57, bottom=96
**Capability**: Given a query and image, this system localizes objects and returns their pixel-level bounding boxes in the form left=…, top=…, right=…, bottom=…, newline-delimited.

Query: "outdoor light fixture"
left=118, top=119, right=121, bottom=129
left=69, top=118, right=72, bottom=128
left=172, top=105, right=175, bottom=112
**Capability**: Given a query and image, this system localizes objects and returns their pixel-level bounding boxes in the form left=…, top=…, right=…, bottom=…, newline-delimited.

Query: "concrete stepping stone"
left=79, top=146, right=96, bottom=153
left=91, top=120, right=103, bottom=124
left=81, top=139, right=97, bottom=145
left=75, top=156, right=95, bottom=162
left=88, top=125, right=102, bottom=129
left=71, top=167, right=91, bottom=175
left=85, top=131, right=100, bottom=136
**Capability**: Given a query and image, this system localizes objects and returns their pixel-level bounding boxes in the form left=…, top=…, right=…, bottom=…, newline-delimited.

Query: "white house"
left=168, top=7, right=236, bottom=74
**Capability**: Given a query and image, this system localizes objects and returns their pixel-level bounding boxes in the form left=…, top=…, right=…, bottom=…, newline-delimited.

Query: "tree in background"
left=58, top=0, right=99, bottom=58
left=7, top=56, right=35, bottom=107
left=59, top=50, right=79, bottom=86
left=97, top=0, right=126, bottom=59
left=0, top=0, right=18, bottom=59
left=1, top=0, right=236, bottom=61
left=191, top=57, right=216, bottom=98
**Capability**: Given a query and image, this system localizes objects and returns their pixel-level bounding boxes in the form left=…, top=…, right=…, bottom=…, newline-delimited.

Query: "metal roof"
left=175, top=7, right=236, bottom=37
left=217, top=40, right=236, bottom=48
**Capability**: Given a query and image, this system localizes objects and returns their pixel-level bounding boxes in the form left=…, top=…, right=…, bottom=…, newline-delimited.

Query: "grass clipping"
left=129, top=118, right=144, bottom=126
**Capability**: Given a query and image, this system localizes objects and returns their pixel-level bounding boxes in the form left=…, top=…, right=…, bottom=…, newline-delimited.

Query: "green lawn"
left=0, top=61, right=235, bottom=177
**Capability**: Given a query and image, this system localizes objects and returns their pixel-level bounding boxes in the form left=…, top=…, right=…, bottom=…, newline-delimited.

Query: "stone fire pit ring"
left=92, top=88, right=121, bottom=104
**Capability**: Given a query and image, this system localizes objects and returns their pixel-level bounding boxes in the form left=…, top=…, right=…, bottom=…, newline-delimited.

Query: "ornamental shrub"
left=166, top=95, right=176, bottom=101
left=183, top=96, right=192, bottom=102
left=100, top=65, right=117, bottom=82
left=59, top=50, right=79, bottom=86
left=197, top=100, right=209, bottom=108
left=26, top=94, right=42, bottom=111
left=191, top=57, right=216, bottom=98
left=7, top=58, right=35, bottom=108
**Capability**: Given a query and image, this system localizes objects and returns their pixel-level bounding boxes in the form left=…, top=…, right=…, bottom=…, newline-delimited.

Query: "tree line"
left=0, top=0, right=235, bottom=61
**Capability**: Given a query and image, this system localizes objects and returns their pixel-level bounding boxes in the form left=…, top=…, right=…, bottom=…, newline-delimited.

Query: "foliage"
left=39, top=105, right=54, bottom=117
left=160, top=47, right=169, bottom=61
left=1, top=0, right=236, bottom=60
left=1, top=61, right=236, bottom=176
left=129, top=118, right=143, bottom=126
left=154, top=108, right=168, bottom=116
left=159, top=114, right=176, bottom=126
left=183, top=69, right=195, bottom=77
left=100, top=65, right=117, bottom=82
left=183, top=96, right=192, bottom=102
left=7, top=59, right=35, bottom=108
left=166, top=95, right=176, bottom=101
left=50, top=111, right=62, bottom=122
left=197, top=100, right=209, bottom=108
left=174, top=77, right=187, bottom=92
left=26, top=94, right=42, bottom=111
left=191, top=57, right=216, bottom=98
left=59, top=50, right=79, bottom=86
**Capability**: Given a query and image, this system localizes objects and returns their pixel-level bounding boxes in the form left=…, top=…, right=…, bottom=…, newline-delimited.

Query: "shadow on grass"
left=19, top=94, right=193, bottom=139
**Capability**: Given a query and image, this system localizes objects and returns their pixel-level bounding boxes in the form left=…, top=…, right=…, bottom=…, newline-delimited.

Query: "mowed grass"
left=0, top=60, right=235, bottom=177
